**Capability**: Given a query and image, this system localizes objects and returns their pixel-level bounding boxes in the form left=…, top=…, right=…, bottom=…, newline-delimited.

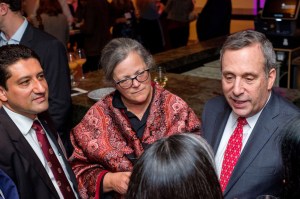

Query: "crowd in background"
left=4, top=0, right=300, bottom=199
left=21, top=0, right=232, bottom=73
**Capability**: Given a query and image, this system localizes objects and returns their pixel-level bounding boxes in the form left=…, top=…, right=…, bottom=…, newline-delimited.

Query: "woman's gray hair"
left=101, top=38, right=155, bottom=83
left=220, top=30, right=277, bottom=76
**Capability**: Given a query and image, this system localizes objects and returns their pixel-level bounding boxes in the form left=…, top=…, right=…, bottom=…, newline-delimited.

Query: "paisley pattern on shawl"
left=69, top=84, right=201, bottom=198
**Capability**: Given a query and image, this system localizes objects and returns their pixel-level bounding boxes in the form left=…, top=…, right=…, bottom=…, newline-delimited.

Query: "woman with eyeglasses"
left=69, top=38, right=201, bottom=199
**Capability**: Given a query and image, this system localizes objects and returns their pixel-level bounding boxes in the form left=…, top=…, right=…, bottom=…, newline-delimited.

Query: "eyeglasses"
left=114, top=68, right=150, bottom=89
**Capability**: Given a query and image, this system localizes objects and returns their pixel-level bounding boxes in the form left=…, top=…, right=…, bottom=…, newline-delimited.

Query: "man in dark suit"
left=0, top=0, right=72, bottom=154
left=202, top=30, right=300, bottom=198
left=0, top=44, right=79, bottom=198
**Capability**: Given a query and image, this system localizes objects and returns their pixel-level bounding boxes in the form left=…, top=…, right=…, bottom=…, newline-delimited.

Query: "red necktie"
left=220, top=117, right=247, bottom=192
left=32, top=120, right=76, bottom=199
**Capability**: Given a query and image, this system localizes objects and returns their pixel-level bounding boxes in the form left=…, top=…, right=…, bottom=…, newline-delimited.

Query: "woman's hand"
left=103, top=172, right=132, bottom=194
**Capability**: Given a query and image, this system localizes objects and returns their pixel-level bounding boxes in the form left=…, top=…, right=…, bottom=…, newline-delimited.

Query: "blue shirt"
left=0, top=169, right=19, bottom=199
left=0, top=18, right=28, bottom=46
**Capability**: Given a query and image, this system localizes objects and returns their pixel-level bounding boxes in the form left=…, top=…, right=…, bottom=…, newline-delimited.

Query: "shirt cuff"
left=95, top=170, right=109, bottom=199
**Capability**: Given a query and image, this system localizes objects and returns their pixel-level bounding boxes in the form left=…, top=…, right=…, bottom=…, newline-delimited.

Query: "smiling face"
left=0, top=58, right=49, bottom=119
left=221, top=43, right=276, bottom=118
left=113, top=51, right=153, bottom=108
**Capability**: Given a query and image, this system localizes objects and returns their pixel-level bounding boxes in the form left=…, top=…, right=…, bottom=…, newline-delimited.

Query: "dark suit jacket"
left=0, top=108, right=79, bottom=199
left=202, top=91, right=300, bottom=199
left=20, top=23, right=72, bottom=136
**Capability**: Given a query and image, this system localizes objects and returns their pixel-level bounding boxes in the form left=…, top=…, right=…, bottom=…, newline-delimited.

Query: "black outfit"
left=68, top=0, right=85, bottom=49
left=196, top=0, right=232, bottom=41
left=167, top=20, right=190, bottom=48
left=138, top=18, right=164, bottom=54
left=81, top=0, right=113, bottom=72
left=112, top=90, right=150, bottom=140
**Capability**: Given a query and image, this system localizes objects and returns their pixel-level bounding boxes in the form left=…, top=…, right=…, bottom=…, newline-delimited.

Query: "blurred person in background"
left=58, top=0, right=74, bottom=25
left=111, top=0, right=139, bottom=41
left=136, top=0, right=165, bottom=54
left=67, top=0, right=85, bottom=50
left=23, top=0, right=74, bottom=26
left=196, top=0, right=231, bottom=41
left=30, top=0, right=69, bottom=47
left=164, top=0, right=194, bottom=48
left=81, top=0, right=113, bottom=73
left=22, top=0, right=39, bottom=19
left=68, top=0, right=85, bottom=26
left=69, top=38, right=201, bottom=199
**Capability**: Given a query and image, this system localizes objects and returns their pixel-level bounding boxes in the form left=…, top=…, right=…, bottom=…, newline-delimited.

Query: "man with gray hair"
left=202, top=30, right=300, bottom=198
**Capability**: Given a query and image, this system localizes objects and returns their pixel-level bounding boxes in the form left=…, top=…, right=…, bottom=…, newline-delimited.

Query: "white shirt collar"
left=230, top=92, right=272, bottom=128
left=230, top=111, right=260, bottom=129
left=2, top=105, right=34, bottom=136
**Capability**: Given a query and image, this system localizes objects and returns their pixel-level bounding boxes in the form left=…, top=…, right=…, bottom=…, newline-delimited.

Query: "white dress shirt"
left=3, top=106, right=78, bottom=198
left=215, top=93, right=272, bottom=178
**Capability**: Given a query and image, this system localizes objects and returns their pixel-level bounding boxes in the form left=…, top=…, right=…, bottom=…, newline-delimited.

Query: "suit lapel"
left=0, top=109, right=60, bottom=198
left=19, top=24, right=33, bottom=47
left=211, top=105, right=231, bottom=154
left=224, top=93, right=280, bottom=195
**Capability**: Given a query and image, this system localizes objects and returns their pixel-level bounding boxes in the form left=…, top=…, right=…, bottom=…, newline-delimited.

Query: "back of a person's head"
left=281, top=115, right=300, bottom=198
left=127, top=133, right=223, bottom=199
left=37, top=0, right=63, bottom=16
left=0, top=0, right=21, bottom=11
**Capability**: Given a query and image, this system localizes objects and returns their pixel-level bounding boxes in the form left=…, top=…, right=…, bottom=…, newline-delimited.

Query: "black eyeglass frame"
left=114, top=68, right=151, bottom=89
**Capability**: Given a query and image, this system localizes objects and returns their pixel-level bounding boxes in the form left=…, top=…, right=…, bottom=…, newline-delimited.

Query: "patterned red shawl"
left=69, top=84, right=201, bottom=198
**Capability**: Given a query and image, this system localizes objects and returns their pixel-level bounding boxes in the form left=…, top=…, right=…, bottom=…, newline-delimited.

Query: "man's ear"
left=0, top=3, right=9, bottom=15
left=0, top=86, right=8, bottom=102
left=267, top=68, right=276, bottom=90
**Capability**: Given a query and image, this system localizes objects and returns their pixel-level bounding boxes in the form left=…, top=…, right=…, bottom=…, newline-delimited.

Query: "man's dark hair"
left=0, top=0, right=22, bottom=11
left=0, top=44, right=40, bottom=89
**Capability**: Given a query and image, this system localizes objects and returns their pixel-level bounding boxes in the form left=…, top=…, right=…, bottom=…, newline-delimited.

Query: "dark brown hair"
left=36, top=0, right=63, bottom=16
left=0, top=44, right=40, bottom=90
left=0, top=0, right=21, bottom=11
